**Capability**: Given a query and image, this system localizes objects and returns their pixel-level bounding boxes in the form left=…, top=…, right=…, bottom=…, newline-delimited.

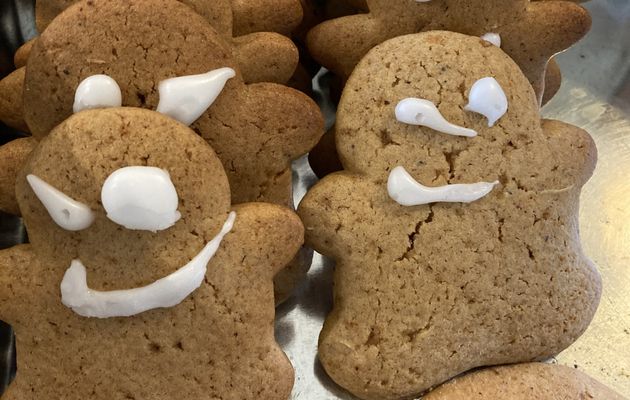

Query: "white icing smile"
left=388, top=166, right=498, bottom=206
left=61, top=212, right=236, bottom=318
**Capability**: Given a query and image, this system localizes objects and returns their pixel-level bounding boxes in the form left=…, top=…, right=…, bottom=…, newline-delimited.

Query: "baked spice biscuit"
left=1, top=0, right=323, bottom=303
left=298, top=31, right=601, bottom=400
left=13, top=39, right=35, bottom=68
left=0, top=106, right=302, bottom=399
left=424, top=363, right=627, bottom=399
left=307, top=0, right=591, bottom=104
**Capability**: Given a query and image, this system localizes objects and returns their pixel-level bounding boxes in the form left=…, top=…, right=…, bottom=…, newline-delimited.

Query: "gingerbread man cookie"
left=307, top=0, right=591, bottom=104
left=0, top=102, right=302, bottom=398
left=298, top=31, right=601, bottom=400
left=0, top=0, right=323, bottom=303
left=424, top=363, right=627, bottom=400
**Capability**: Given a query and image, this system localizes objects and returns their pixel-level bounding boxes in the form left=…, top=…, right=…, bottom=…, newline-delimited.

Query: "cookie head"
left=24, top=0, right=241, bottom=138
left=16, top=106, right=232, bottom=317
left=338, top=31, right=548, bottom=188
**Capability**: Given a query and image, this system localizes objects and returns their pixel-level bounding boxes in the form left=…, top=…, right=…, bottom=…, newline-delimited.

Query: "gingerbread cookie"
left=298, top=31, right=601, bottom=400
left=0, top=0, right=323, bottom=303
left=424, top=363, right=627, bottom=399
left=0, top=137, right=36, bottom=216
left=0, top=104, right=302, bottom=399
left=307, top=0, right=591, bottom=104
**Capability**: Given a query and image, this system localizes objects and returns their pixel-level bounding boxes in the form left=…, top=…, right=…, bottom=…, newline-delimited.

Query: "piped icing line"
left=60, top=211, right=237, bottom=319
left=156, top=67, right=236, bottom=126
left=387, top=166, right=499, bottom=206
left=464, top=77, right=508, bottom=127
left=27, top=174, right=95, bottom=231
left=73, top=74, right=122, bottom=113
left=481, top=32, right=501, bottom=47
left=395, top=98, right=478, bottom=137
left=101, top=166, right=181, bottom=233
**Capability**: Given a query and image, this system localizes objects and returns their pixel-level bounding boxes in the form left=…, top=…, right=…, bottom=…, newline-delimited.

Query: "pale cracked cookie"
left=424, top=363, right=627, bottom=399
left=0, top=106, right=302, bottom=399
left=298, top=31, right=601, bottom=400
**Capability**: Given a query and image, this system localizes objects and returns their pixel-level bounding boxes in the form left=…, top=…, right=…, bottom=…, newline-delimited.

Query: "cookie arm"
left=306, top=14, right=388, bottom=78
left=0, top=137, right=37, bottom=216
left=232, top=32, right=299, bottom=84
left=0, top=68, right=29, bottom=133
left=231, top=0, right=303, bottom=36
left=542, top=119, right=597, bottom=187
left=221, top=203, right=304, bottom=279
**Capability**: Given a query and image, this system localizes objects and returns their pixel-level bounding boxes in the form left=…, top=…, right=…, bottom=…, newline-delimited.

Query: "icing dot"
left=73, top=75, right=122, bottom=113
left=481, top=32, right=501, bottom=47
left=464, top=77, right=509, bottom=127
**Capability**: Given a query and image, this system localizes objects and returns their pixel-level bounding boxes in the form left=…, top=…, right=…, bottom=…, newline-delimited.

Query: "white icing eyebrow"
left=26, top=174, right=95, bottom=231
left=464, top=77, right=508, bottom=127
left=156, top=68, right=236, bottom=126
left=73, top=75, right=122, bottom=113
left=387, top=166, right=498, bottom=206
left=395, top=98, right=478, bottom=137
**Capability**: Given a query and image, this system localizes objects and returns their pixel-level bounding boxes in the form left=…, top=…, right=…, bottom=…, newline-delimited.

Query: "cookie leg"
left=0, top=68, right=28, bottom=133
left=0, top=137, right=37, bottom=216
left=232, top=32, right=299, bottom=84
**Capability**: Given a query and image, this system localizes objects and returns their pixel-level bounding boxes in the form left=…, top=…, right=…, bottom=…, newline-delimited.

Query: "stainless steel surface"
left=0, top=0, right=629, bottom=398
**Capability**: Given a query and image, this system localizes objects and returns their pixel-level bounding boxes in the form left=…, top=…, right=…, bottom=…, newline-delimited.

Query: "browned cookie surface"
left=0, top=68, right=28, bottom=132
left=424, top=363, right=627, bottom=399
left=1, top=107, right=302, bottom=399
left=298, top=32, right=600, bottom=400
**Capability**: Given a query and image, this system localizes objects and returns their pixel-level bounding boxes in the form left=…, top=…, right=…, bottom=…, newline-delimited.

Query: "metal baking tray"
left=1, top=0, right=629, bottom=398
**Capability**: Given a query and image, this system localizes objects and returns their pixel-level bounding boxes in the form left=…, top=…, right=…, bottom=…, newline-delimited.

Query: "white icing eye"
left=73, top=75, right=122, bottom=113
left=156, top=68, right=236, bottom=126
left=395, top=98, right=478, bottom=137
left=101, top=166, right=181, bottom=232
left=481, top=32, right=501, bottom=47
left=387, top=166, right=498, bottom=206
left=26, top=175, right=95, bottom=231
left=464, top=77, right=508, bottom=127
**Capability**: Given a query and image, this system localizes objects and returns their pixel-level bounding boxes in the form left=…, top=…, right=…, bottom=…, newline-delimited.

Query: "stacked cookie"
left=0, top=0, right=627, bottom=399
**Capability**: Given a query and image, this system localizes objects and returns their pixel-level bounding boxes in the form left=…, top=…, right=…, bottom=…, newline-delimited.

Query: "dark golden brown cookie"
left=13, top=39, right=35, bottom=68
left=298, top=31, right=600, bottom=400
left=424, top=363, right=627, bottom=399
left=307, top=0, right=590, bottom=104
left=8, top=0, right=323, bottom=303
left=1, top=106, right=302, bottom=399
